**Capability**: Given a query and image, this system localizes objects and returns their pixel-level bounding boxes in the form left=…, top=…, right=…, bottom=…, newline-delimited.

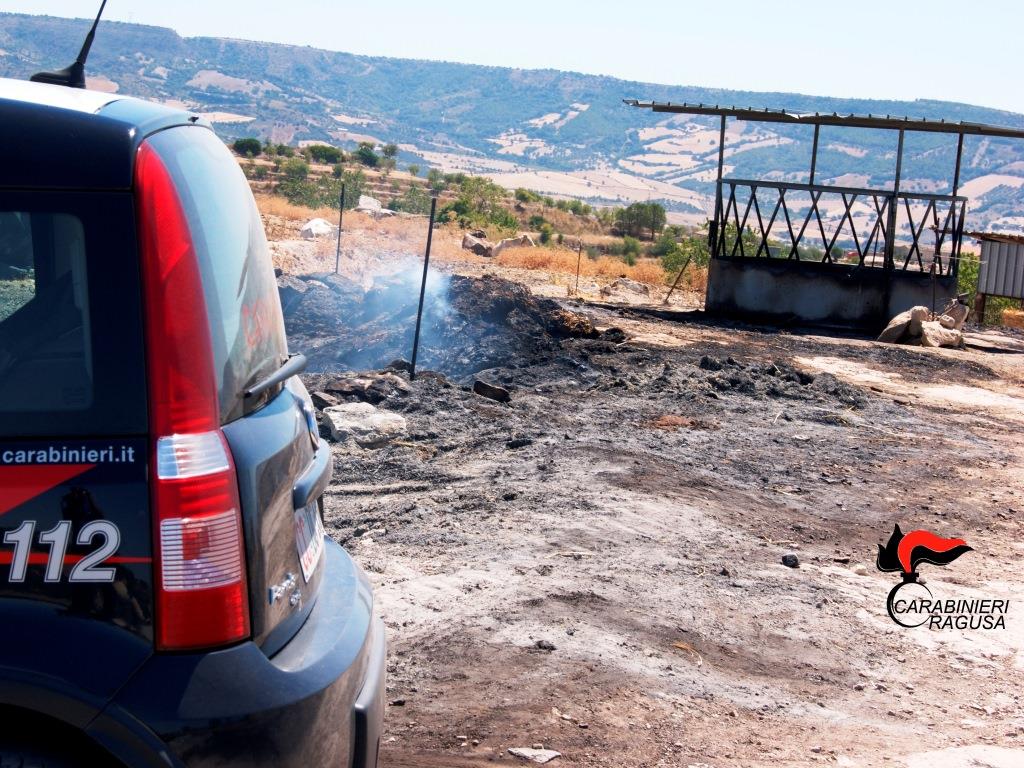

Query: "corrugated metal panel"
left=978, top=240, right=1024, bottom=299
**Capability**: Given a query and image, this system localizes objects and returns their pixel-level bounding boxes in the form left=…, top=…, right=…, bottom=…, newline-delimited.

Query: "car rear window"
left=0, top=192, right=147, bottom=437
left=144, top=127, right=288, bottom=423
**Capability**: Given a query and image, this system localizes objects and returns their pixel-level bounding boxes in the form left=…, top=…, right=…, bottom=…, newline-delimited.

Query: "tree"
left=232, top=137, right=262, bottom=157
left=355, top=142, right=379, bottom=167
left=307, top=144, right=343, bottom=164
left=407, top=164, right=421, bottom=177
left=382, top=143, right=399, bottom=159
left=615, top=202, right=666, bottom=239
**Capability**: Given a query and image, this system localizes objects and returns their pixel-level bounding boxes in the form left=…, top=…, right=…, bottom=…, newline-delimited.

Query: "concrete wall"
left=705, top=256, right=957, bottom=331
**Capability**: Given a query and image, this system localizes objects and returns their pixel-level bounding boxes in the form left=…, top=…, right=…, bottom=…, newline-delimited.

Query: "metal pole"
left=952, top=133, right=964, bottom=196
left=710, top=114, right=727, bottom=257
left=884, top=129, right=905, bottom=270
left=334, top=183, right=345, bottom=274
left=809, top=124, right=820, bottom=186
left=574, top=239, right=583, bottom=296
left=409, top=196, right=438, bottom=381
left=664, top=254, right=692, bottom=305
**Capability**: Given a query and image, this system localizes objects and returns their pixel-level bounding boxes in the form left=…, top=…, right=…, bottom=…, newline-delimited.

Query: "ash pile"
left=277, top=267, right=599, bottom=379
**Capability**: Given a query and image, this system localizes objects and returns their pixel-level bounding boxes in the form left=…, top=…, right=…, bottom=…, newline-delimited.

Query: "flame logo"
left=877, top=524, right=972, bottom=627
left=876, top=524, right=972, bottom=574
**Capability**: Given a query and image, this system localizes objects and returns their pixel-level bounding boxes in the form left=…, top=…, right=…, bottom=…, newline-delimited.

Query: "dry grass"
left=255, top=192, right=709, bottom=294
left=256, top=194, right=337, bottom=223
left=1003, top=309, right=1024, bottom=330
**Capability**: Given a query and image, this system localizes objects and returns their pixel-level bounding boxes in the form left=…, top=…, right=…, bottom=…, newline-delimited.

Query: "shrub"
left=307, top=144, right=342, bottom=164
left=407, top=164, right=421, bottom=177
left=382, top=143, right=399, bottom=159
left=527, top=215, right=547, bottom=229
left=355, top=142, right=379, bottom=167
left=538, top=223, right=554, bottom=244
left=232, top=137, right=262, bottom=157
left=393, top=184, right=433, bottom=215
left=281, top=157, right=309, bottom=180
left=427, top=168, right=446, bottom=193
left=515, top=188, right=540, bottom=203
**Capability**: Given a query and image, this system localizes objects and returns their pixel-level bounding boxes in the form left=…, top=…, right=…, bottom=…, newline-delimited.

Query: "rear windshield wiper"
left=244, top=352, right=307, bottom=401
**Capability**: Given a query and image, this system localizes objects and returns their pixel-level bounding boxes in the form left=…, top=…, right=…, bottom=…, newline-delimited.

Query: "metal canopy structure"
left=625, top=99, right=1024, bottom=328
left=621, top=99, right=1024, bottom=277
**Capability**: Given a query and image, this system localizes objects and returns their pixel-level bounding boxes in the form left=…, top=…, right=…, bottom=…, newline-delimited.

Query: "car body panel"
left=99, top=540, right=380, bottom=768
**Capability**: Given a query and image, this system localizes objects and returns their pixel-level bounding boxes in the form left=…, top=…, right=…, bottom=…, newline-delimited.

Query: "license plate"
left=294, top=501, right=325, bottom=583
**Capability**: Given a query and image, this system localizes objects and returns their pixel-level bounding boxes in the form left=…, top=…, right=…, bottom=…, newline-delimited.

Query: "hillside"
left=4, top=12, right=1024, bottom=230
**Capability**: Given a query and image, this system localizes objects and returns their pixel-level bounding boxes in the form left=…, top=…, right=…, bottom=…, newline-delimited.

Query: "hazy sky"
left=4, top=0, right=1021, bottom=113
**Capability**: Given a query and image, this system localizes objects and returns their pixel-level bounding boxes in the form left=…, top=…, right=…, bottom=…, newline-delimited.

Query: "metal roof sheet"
left=623, top=100, right=1024, bottom=139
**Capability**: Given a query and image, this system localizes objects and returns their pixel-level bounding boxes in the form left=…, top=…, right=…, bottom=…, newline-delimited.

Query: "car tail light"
left=135, top=141, right=250, bottom=651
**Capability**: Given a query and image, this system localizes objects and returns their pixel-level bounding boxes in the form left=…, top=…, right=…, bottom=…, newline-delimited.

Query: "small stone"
left=473, top=379, right=511, bottom=403
left=852, top=563, right=869, bottom=576
left=390, top=698, right=406, bottom=706
left=506, top=437, right=533, bottom=450
left=720, top=567, right=730, bottom=577
left=781, top=554, right=800, bottom=568
left=535, top=639, right=556, bottom=651
left=310, top=390, right=339, bottom=410
left=508, top=747, right=562, bottom=764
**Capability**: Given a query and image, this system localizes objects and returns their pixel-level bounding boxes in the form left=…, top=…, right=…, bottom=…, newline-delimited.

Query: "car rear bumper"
left=89, top=538, right=385, bottom=768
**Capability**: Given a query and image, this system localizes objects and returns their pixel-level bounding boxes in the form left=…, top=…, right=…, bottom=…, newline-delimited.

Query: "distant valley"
left=4, top=12, right=1024, bottom=231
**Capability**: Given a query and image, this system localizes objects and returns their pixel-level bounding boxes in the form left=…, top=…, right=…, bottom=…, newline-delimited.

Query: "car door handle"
left=292, top=438, right=332, bottom=511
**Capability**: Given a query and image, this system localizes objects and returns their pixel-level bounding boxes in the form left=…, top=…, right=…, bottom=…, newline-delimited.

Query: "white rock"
left=493, top=234, right=536, bottom=257
left=920, top=320, right=963, bottom=348
left=299, top=218, right=336, bottom=239
left=321, top=402, right=407, bottom=447
left=599, top=277, right=652, bottom=302
left=355, top=195, right=382, bottom=212
left=508, top=747, right=561, bottom=764
left=877, top=305, right=929, bottom=343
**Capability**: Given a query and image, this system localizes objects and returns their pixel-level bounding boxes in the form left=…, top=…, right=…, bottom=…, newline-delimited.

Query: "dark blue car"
left=0, top=77, right=384, bottom=767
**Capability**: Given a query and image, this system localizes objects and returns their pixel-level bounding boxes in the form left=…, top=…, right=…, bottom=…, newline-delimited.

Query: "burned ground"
left=283, top=270, right=598, bottom=378
left=289, top=268, right=1024, bottom=768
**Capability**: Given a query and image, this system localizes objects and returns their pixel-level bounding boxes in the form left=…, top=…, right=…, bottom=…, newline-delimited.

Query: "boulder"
left=920, top=320, right=963, bottom=348
left=462, top=233, right=493, bottom=257
left=355, top=195, right=382, bottom=213
left=599, top=277, right=652, bottom=302
left=299, top=218, right=335, bottom=239
left=321, top=402, right=407, bottom=447
left=492, top=234, right=536, bottom=258
left=877, top=305, right=929, bottom=343
left=938, top=300, right=969, bottom=330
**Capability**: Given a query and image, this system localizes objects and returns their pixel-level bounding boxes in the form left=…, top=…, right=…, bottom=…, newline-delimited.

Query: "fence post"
left=334, top=183, right=345, bottom=274
left=410, top=197, right=438, bottom=381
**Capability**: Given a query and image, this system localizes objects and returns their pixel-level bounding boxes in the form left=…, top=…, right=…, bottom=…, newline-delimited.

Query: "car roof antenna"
left=30, top=0, right=108, bottom=89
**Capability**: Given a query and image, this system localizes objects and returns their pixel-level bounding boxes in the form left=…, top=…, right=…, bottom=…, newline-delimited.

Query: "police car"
left=0, top=10, right=384, bottom=767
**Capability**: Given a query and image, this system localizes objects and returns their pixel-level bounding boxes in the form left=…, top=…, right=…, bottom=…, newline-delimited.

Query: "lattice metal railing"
left=710, top=179, right=967, bottom=276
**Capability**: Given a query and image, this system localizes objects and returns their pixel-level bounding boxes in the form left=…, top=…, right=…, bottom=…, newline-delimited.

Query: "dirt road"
left=302, top=287, right=1024, bottom=768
